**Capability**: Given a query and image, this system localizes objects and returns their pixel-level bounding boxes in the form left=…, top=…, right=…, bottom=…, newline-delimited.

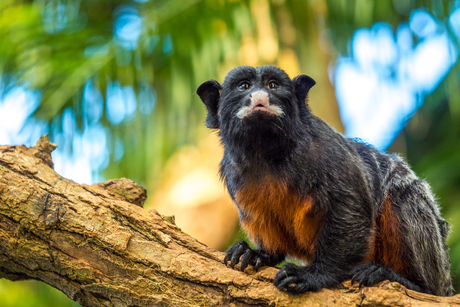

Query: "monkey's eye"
left=238, top=81, right=251, bottom=90
left=268, top=81, right=279, bottom=90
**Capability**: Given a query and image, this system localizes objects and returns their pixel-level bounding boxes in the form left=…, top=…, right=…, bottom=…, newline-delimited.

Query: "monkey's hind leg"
left=393, top=179, right=453, bottom=296
left=353, top=178, right=452, bottom=296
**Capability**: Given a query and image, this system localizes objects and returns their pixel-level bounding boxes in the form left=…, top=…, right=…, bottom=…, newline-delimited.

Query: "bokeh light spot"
left=335, top=10, right=458, bottom=150
left=113, top=7, right=142, bottom=50
left=42, top=1, right=68, bottom=34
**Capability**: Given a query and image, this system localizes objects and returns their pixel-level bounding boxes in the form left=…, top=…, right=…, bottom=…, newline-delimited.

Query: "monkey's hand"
left=274, top=263, right=316, bottom=293
left=224, top=241, right=284, bottom=272
left=274, top=263, right=341, bottom=294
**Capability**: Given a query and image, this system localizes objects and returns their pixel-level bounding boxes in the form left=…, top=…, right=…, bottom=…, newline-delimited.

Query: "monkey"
left=196, top=65, right=453, bottom=296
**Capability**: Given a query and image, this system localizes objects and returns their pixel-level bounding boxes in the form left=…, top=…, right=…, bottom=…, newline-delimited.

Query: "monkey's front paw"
left=274, top=263, right=317, bottom=294
left=224, top=241, right=272, bottom=272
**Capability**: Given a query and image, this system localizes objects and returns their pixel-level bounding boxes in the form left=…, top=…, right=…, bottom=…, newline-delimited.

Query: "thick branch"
left=0, top=135, right=459, bottom=306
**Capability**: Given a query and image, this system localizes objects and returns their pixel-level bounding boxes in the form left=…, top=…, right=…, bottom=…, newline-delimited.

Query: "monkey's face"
left=197, top=66, right=315, bottom=145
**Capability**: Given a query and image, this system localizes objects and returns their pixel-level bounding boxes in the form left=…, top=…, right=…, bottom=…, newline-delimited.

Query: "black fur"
left=197, top=65, right=453, bottom=296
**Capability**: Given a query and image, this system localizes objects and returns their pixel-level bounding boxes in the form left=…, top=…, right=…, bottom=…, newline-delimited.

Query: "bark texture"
left=0, top=135, right=459, bottom=306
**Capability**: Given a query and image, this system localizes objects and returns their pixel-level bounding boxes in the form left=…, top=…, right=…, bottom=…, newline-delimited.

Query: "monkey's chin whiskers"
left=273, top=123, right=289, bottom=137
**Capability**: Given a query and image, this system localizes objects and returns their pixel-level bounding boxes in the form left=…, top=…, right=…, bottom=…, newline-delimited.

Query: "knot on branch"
left=30, top=134, right=57, bottom=169
left=91, top=178, right=147, bottom=207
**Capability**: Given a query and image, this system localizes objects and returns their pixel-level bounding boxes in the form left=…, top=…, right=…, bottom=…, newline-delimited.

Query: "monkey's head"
left=197, top=66, right=315, bottom=153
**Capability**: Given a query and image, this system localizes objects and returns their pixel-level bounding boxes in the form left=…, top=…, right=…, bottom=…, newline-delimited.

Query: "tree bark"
left=0, top=136, right=459, bottom=307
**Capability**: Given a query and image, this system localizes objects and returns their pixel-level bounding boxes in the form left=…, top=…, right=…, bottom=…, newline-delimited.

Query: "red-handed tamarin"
left=196, top=65, right=453, bottom=296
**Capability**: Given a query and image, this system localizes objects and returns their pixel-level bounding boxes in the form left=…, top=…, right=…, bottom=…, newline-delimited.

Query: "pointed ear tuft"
left=197, top=80, right=222, bottom=129
left=292, top=75, right=316, bottom=105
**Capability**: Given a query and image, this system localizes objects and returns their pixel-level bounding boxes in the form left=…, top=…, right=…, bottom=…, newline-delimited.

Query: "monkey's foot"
left=351, top=262, right=398, bottom=288
left=224, top=241, right=283, bottom=272
left=350, top=262, right=423, bottom=292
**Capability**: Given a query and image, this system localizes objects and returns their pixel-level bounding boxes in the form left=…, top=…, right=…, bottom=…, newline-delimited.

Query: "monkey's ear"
left=292, top=75, right=316, bottom=104
left=197, top=80, right=222, bottom=129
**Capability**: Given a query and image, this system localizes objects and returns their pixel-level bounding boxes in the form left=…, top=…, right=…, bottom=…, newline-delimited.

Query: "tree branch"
left=0, top=135, right=458, bottom=306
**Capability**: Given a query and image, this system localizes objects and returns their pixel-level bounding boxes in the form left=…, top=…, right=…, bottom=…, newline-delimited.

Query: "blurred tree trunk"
left=0, top=136, right=459, bottom=307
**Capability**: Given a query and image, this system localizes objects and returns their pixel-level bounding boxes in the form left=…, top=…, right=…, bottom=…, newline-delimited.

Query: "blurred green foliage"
left=0, top=279, right=80, bottom=307
left=1, top=0, right=460, bottom=305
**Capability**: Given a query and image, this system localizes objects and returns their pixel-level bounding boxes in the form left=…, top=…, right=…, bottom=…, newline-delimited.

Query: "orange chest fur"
left=235, top=178, right=322, bottom=263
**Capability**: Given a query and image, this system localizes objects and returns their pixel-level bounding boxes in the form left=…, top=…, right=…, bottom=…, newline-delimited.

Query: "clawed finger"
left=254, top=258, right=262, bottom=271
left=276, top=276, right=298, bottom=291
left=240, top=249, right=253, bottom=271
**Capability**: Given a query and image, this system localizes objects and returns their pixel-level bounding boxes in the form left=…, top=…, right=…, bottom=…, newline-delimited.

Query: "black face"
left=221, top=66, right=293, bottom=123
left=197, top=65, right=315, bottom=154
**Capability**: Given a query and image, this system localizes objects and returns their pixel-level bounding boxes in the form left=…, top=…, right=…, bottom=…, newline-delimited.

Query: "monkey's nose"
left=250, top=91, right=269, bottom=102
